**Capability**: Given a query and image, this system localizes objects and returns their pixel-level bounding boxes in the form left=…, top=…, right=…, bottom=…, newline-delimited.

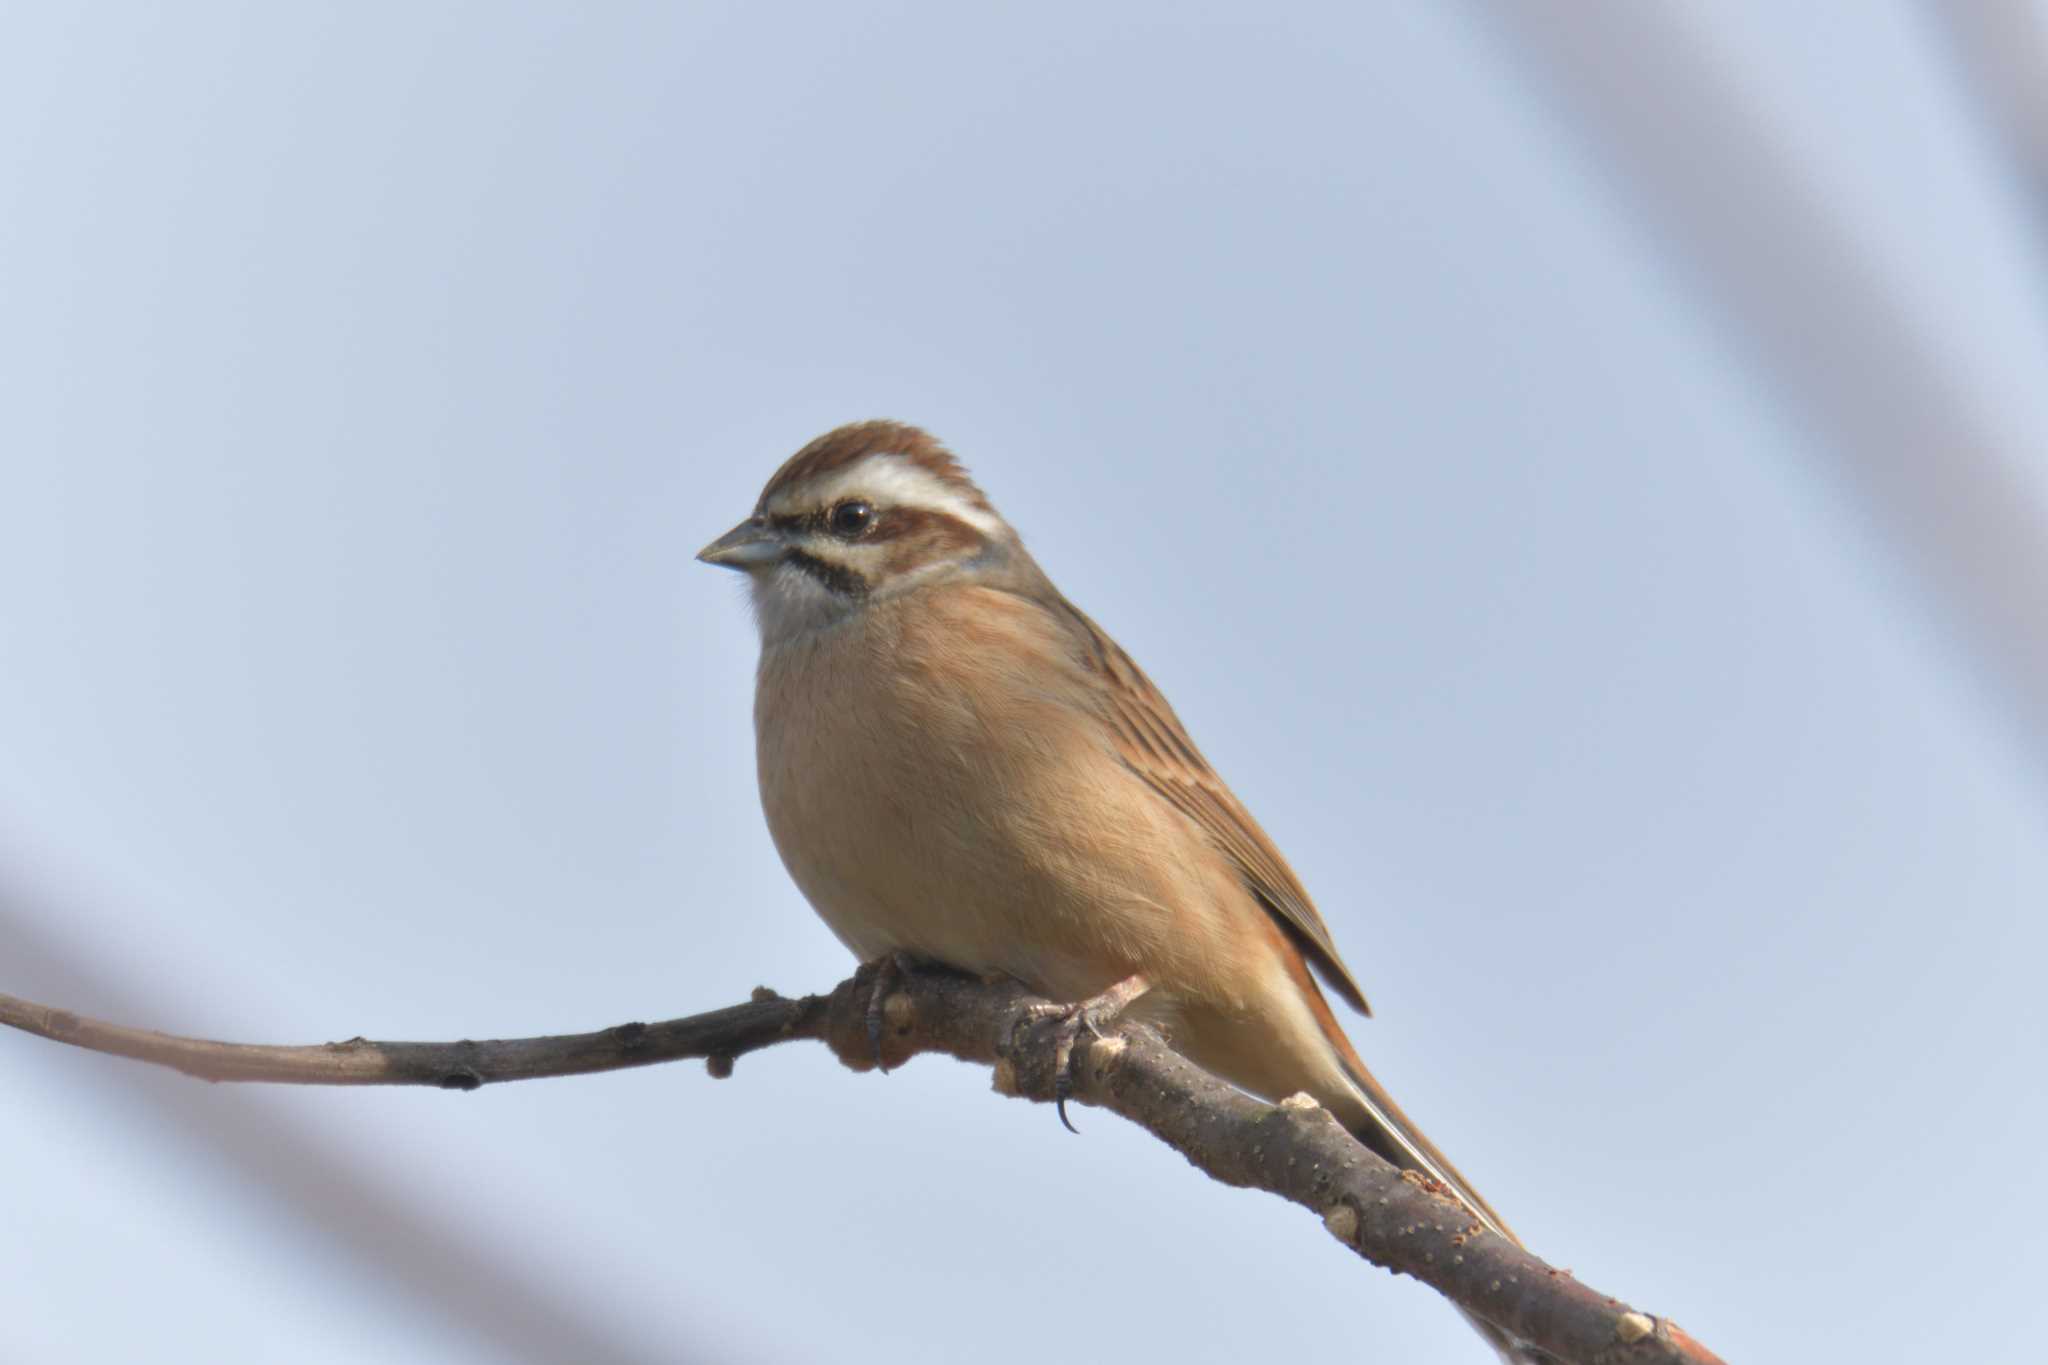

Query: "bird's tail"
left=1328, top=1043, right=1550, bottom=1363
left=1176, top=954, right=1545, bottom=1360
left=1332, top=1047, right=1515, bottom=1245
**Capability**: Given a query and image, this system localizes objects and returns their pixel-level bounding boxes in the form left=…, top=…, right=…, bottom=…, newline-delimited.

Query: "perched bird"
left=700, top=421, right=1532, bottom=1360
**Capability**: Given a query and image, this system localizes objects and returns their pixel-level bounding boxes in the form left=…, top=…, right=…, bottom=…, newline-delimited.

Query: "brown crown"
left=759, top=420, right=991, bottom=512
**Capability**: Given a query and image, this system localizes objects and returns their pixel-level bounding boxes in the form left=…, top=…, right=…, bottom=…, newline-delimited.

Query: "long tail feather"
left=1331, top=1052, right=1551, bottom=1363
left=1336, top=1056, right=1516, bottom=1244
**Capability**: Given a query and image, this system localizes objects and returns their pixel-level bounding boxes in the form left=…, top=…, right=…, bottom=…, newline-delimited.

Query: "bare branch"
left=0, top=987, right=818, bottom=1087
left=1, top=966, right=1721, bottom=1365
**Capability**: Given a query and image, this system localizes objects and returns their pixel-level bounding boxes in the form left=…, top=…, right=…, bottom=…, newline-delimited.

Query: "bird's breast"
left=751, top=588, right=1234, bottom=1002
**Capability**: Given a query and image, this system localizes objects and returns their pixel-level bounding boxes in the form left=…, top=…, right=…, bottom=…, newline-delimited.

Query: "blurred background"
left=3, top=3, right=2045, bottom=1361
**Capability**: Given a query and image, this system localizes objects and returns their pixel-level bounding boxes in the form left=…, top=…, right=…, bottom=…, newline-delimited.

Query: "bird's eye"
left=828, top=500, right=874, bottom=538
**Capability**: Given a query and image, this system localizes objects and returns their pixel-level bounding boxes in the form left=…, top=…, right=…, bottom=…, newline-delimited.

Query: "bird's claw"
left=1026, top=974, right=1149, bottom=1134
left=863, top=951, right=919, bottom=1073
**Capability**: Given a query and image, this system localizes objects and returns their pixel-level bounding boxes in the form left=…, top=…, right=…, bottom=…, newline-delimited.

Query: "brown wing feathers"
left=1053, top=600, right=1373, bottom=1017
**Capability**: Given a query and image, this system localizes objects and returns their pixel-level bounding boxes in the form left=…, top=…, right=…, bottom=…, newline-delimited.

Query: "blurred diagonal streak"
left=1466, top=0, right=2048, bottom=787
left=0, top=899, right=684, bottom=1365
left=1928, top=0, right=2048, bottom=267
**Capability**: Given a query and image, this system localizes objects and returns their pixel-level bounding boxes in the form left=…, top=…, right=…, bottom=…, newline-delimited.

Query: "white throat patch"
left=748, top=559, right=853, bottom=644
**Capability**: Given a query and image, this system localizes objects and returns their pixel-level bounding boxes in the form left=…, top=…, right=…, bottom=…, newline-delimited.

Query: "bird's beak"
left=696, top=516, right=784, bottom=571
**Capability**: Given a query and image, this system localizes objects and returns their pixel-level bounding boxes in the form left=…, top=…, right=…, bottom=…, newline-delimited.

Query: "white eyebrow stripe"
left=808, top=454, right=1005, bottom=536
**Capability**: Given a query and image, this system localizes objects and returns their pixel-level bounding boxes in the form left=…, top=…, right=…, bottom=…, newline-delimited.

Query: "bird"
left=700, top=420, right=1535, bottom=1361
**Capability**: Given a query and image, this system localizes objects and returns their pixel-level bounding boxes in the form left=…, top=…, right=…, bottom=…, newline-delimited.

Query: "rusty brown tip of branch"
left=0, top=967, right=1721, bottom=1365
left=1663, top=1320, right=1716, bottom=1360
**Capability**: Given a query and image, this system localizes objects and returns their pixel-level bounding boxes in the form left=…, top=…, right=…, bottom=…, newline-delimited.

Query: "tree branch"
left=1, top=965, right=1721, bottom=1365
left=0, top=987, right=818, bottom=1088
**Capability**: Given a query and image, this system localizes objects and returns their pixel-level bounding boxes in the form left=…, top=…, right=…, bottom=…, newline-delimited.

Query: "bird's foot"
left=861, top=950, right=925, bottom=1073
left=1026, top=974, right=1149, bottom=1134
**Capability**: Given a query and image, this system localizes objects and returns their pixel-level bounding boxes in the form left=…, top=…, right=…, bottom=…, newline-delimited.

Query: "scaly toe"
left=863, top=951, right=919, bottom=1072
left=1031, top=974, right=1147, bottom=1135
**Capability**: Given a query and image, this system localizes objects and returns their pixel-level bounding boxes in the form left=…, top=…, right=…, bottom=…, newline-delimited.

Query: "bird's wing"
left=1040, top=595, right=1372, bottom=1017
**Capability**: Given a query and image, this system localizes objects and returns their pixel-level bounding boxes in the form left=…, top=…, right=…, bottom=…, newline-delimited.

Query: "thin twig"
left=1, top=966, right=1721, bottom=1365
left=0, top=988, right=819, bottom=1087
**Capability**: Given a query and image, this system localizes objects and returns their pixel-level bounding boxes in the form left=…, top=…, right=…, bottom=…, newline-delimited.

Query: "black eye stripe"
left=767, top=506, right=873, bottom=538
left=783, top=549, right=868, bottom=599
left=764, top=501, right=986, bottom=552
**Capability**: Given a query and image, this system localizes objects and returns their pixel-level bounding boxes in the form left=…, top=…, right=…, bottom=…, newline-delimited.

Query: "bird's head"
left=698, top=421, right=1018, bottom=641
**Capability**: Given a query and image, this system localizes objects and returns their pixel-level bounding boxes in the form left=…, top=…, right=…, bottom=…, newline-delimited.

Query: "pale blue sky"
left=2, top=4, right=2044, bottom=1362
